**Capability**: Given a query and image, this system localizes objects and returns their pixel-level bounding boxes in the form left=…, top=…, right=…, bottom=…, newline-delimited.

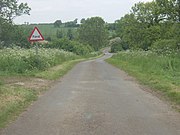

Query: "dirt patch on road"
left=3, top=77, right=53, bottom=91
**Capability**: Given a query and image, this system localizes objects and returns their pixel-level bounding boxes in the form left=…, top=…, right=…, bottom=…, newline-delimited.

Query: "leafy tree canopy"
left=78, top=17, right=108, bottom=51
left=115, top=0, right=180, bottom=51
left=0, top=0, right=31, bottom=22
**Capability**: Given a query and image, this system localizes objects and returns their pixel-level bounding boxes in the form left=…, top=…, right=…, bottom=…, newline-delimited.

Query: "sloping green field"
left=23, top=24, right=77, bottom=39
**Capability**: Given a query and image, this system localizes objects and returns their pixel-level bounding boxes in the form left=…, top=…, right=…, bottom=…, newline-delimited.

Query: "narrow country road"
left=1, top=53, right=180, bottom=135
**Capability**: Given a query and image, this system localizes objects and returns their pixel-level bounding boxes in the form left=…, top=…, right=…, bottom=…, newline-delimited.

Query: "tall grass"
left=107, top=50, right=180, bottom=105
left=0, top=47, right=79, bottom=74
left=0, top=86, right=37, bottom=128
left=0, top=47, right=80, bottom=128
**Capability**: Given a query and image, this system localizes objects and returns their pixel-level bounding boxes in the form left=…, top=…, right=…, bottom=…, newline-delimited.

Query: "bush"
left=110, top=37, right=129, bottom=53
left=151, top=39, right=179, bottom=52
left=0, top=20, right=31, bottom=49
left=47, top=38, right=94, bottom=55
left=0, top=48, right=79, bottom=73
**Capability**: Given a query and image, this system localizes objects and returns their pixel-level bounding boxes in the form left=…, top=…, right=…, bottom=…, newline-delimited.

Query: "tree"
left=64, top=19, right=78, bottom=27
left=66, top=29, right=74, bottom=40
left=155, top=0, right=176, bottom=21
left=0, top=0, right=31, bottom=22
left=78, top=17, right=108, bottom=50
left=0, top=0, right=31, bottom=46
left=131, top=0, right=180, bottom=24
left=56, top=30, right=63, bottom=38
left=80, top=18, right=86, bottom=24
left=73, top=18, right=78, bottom=24
left=176, top=0, right=180, bottom=22
left=54, top=20, right=62, bottom=27
left=131, top=1, right=161, bottom=26
left=115, top=0, right=180, bottom=51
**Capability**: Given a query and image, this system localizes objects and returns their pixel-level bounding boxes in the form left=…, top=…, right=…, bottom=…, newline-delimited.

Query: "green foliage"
left=24, top=24, right=78, bottom=40
left=78, top=17, right=108, bottom=51
left=171, top=23, right=180, bottom=42
left=64, top=19, right=78, bottom=27
left=115, top=0, right=180, bottom=50
left=107, top=50, right=180, bottom=105
left=35, top=59, right=83, bottom=80
left=80, top=18, right=86, bottom=24
left=116, top=14, right=149, bottom=49
left=0, top=48, right=79, bottom=74
left=0, top=86, right=37, bottom=128
left=49, top=38, right=94, bottom=55
left=156, top=0, right=180, bottom=22
left=56, top=30, right=64, bottom=39
left=110, top=37, right=123, bottom=53
left=54, top=20, right=62, bottom=27
left=131, top=1, right=159, bottom=25
left=0, top=0, right=31, bottom=48
left=45, top=36, right=52, bottom=42
left=66, top=29, right=74, bottom=40
left=0, top=19, right=31, bottom=48
left=0, top=0, right=31, bottom=22
left=151, top=39, right=179, bottom=52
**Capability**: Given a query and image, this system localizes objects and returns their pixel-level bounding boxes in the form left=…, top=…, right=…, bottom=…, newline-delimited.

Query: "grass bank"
left=0, top=60, right=80, bottom=128
left=106, top=50, right=180, bottom=106
left=0, top=48, right=101, bottom=128
left=0, top=85, right=37, bottom=128
left=0, top=48, right=79, bottom=74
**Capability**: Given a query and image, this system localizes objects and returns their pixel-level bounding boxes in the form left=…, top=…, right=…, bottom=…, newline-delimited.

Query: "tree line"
left=111, top=0, right=180, bottom=52
left=54, top=19, right=79, bottom=28
left=51, top=17, right=108, bottom=54
left=2, top=0, right=179, bottom=54
left=0, top=0, right=108, bottom=53
left=0, top=0, right=31, bottom=48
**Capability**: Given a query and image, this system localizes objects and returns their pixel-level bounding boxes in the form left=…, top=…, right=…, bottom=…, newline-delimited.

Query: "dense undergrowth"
left=0, top=47, right=80, bottom=74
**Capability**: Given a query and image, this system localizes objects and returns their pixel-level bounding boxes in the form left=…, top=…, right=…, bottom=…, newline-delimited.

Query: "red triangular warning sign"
left=28, top=27, right=44, bottom=42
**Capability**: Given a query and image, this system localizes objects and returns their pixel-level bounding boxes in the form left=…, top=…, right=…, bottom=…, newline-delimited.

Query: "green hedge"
left=46, top=38, right=94, bottom=55
left=151, top=39, right=179, bottom=52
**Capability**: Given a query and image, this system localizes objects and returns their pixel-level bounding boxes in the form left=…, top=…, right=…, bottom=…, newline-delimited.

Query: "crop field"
left=107, top=50, right=180, bottom=105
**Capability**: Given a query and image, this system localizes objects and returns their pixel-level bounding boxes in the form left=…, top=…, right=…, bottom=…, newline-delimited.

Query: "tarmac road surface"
left=1, top=53, right=180, bottom=135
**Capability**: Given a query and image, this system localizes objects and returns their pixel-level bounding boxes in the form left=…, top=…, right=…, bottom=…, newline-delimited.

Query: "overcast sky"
left=14, top=0, right=152, bottom=24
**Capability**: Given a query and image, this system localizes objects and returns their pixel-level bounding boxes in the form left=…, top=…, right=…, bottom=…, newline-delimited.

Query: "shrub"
left=110, top=37, right=129, bottom=53
left=151, top=39, right=179, bottom=52
left=47, top=38, right=94, bottom=55
left=0, top=48, right=79, bottom=73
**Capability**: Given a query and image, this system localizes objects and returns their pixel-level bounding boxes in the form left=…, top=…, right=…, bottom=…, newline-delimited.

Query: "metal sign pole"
left=28, top=26, right=44, bottom=69
left=35, top=42, right=38, bottom=56
left=35, top=42, right=39, bottom=68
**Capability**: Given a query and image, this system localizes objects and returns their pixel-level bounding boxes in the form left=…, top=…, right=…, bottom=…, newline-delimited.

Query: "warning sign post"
left=29, top=27, right=44, bottom=42
left=28, top=27, right=44, bottom=66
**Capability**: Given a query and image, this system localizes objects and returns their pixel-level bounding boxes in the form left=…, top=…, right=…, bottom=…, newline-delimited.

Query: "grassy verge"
left=0, top=59, right=79, bottom=128
left=34, top=52, right=103, bottom=80
left=106, top=51, right=180, bottom=107
left=0, top=48, right=80, bottom=74
left=0, top=86, right=37, bottom=128
left=0, top=51, right=102, bottom=128
left=34, top=59, right=83, bottom=80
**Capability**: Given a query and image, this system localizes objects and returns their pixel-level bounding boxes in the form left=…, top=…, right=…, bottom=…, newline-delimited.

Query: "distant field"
left=23, top=24, right=78, bottom=39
